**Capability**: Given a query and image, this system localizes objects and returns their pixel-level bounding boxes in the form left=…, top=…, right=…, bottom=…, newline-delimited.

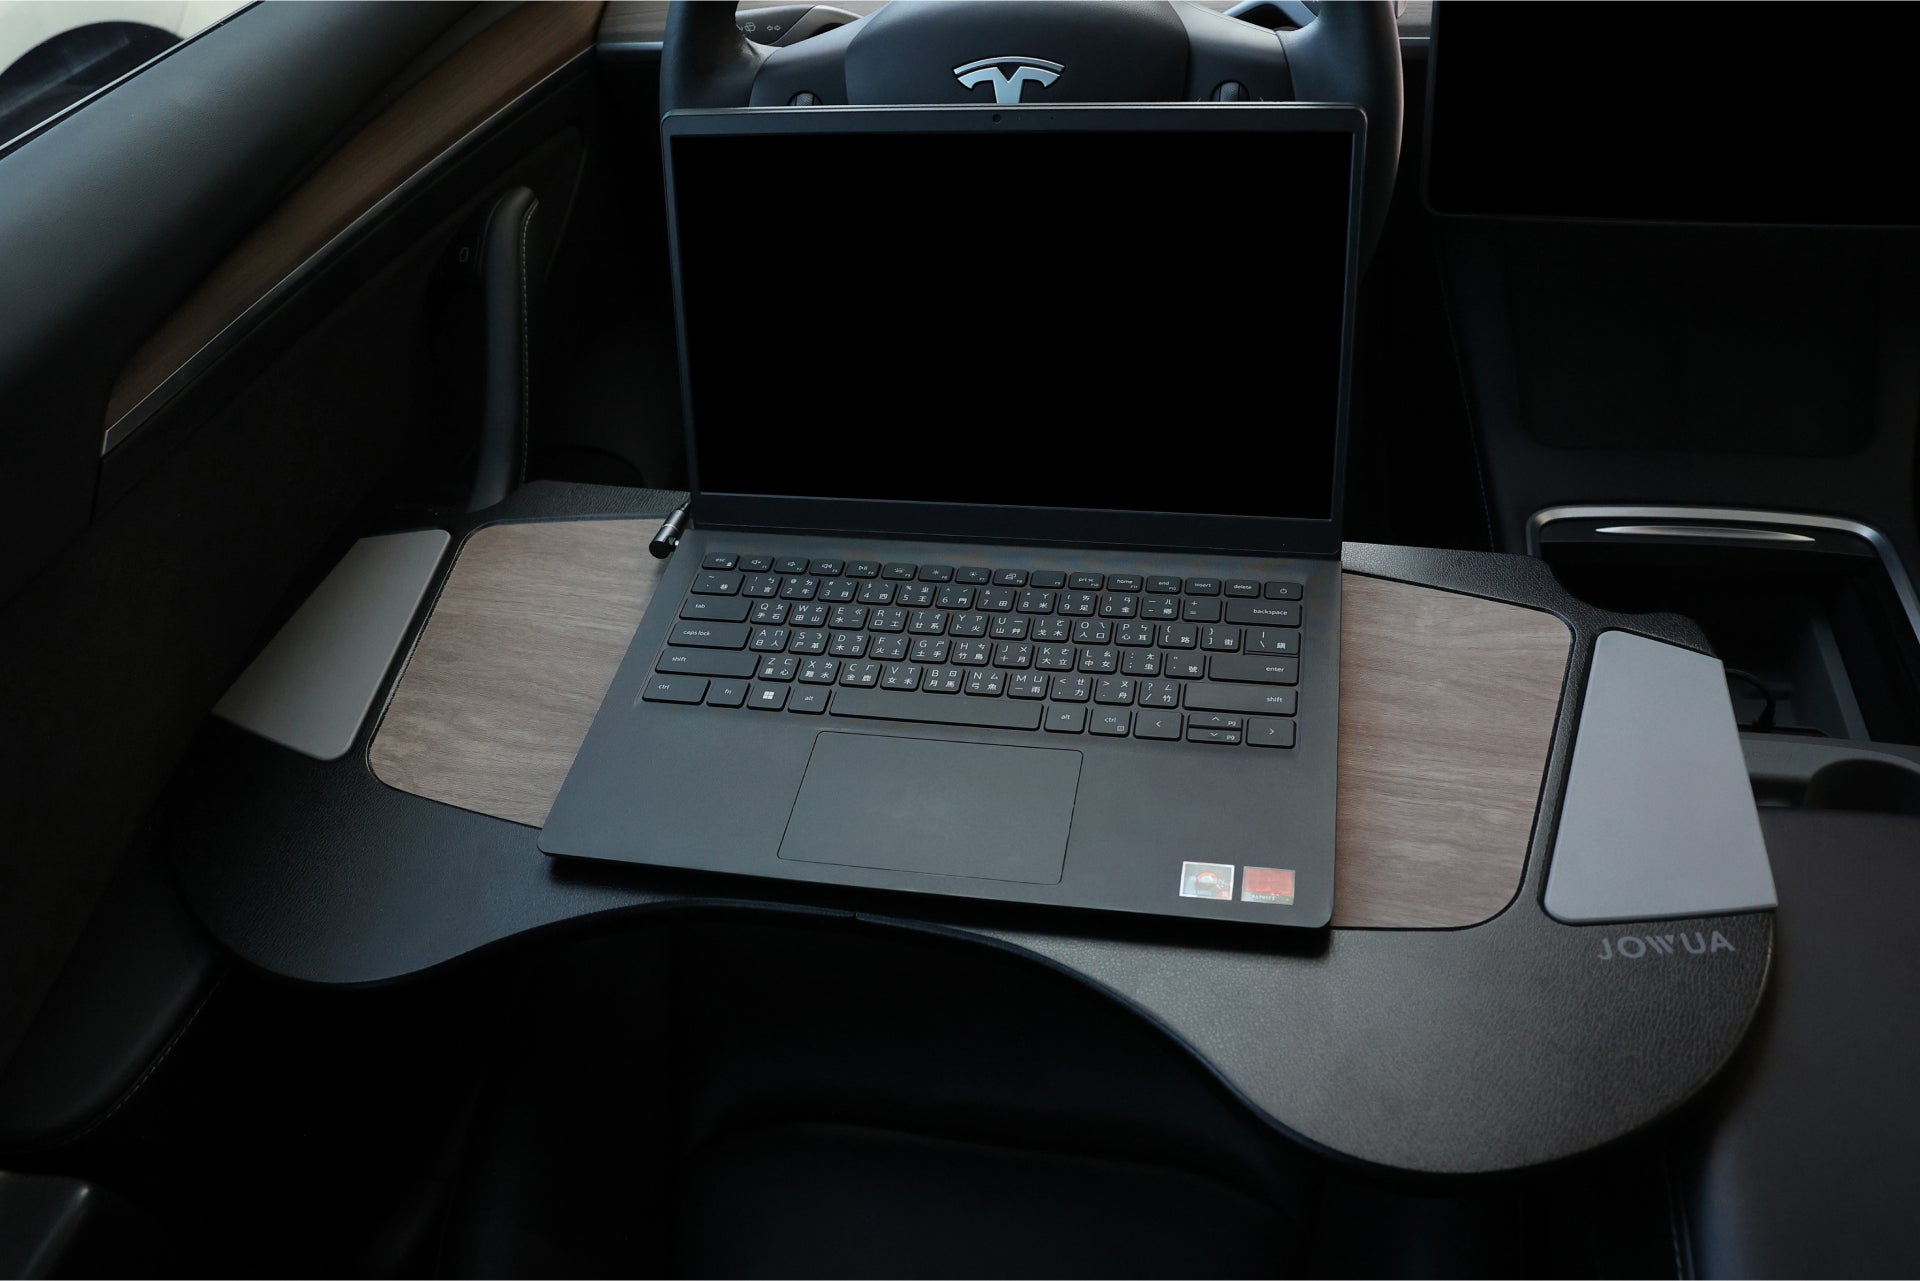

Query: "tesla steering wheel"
left=660, top=0, right=1402, bottom=263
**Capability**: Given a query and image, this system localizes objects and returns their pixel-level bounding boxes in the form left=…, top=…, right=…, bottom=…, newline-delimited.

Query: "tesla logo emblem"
left=953, top=56, right=1064, bottom=104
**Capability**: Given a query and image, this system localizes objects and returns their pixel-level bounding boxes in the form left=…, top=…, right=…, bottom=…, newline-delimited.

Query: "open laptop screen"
left=666, top=108, right=1358, bottom=539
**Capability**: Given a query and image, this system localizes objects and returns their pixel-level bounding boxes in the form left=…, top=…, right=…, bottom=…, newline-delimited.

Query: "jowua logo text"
left=1596, top=930, right=1737, bottom=961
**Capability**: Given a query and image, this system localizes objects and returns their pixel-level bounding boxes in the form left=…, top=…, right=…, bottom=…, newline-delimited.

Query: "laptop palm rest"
left=778, top=733, right=1080, bottom=885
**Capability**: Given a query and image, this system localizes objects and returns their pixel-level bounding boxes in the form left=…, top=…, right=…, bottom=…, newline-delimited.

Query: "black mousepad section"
left=537, top=529, right=1343, bottom=931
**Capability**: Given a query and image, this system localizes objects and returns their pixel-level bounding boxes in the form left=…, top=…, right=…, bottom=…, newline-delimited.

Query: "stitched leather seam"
left=55, top=970, right=226, bottom=1149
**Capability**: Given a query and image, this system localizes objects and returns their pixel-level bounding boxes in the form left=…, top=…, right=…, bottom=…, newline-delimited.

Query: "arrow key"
left=1248, top=717, right=1297, bottom=748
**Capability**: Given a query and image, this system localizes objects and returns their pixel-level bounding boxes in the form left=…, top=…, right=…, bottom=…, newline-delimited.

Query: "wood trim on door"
left=104, top=1, right=605, bottom=435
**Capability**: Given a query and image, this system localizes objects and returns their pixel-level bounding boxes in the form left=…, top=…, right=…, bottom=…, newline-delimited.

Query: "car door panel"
left=0, top=0, right=602, bottom=1078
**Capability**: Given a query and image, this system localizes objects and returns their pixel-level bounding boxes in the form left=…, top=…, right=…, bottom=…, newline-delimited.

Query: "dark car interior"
left=2, top=1, right=1919, bottom=1276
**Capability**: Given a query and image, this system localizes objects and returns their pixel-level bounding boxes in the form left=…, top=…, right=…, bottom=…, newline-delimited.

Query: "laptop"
left=539, top=104, right=1364, bottom=929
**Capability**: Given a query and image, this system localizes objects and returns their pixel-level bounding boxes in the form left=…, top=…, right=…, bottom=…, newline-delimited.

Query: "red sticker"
left=1241, top=867, right=1296, bottom=905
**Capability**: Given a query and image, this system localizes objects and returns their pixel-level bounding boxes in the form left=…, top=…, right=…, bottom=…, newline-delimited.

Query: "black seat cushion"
left=1679, top=809, right=1920, bottom=1278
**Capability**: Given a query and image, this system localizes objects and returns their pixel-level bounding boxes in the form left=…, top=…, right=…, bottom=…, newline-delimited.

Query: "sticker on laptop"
left=1179, top=861, right=1235, bottom=900
left=1241, top=867, right=1296, bottom=905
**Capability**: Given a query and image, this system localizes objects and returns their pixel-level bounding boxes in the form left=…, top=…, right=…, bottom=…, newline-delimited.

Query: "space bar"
left=829, top=689, right=1043, bottom=731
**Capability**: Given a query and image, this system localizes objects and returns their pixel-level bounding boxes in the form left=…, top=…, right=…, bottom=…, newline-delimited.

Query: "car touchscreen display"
left=1428, top=1, right=1920, bottom=224
left=670, top=121, right=1355, bottom=523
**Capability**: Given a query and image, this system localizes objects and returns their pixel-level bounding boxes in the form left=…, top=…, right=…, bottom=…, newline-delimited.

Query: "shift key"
left=1208, top=654, right=1298, bottom=686
left=656, top=648, right=758, bottom=679
left=1184, top=683, right=1297, bottom=716
left=670, top=621, right=749, bottom=649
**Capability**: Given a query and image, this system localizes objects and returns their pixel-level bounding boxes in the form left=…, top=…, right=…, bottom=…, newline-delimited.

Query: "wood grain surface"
left=1333, top=574, right=1569, bottom=927
left=105, top=1, right=605, bottom=429
left=370, top=519, right=1571, bottom=928
left=369, top=518, right=654, bottom=828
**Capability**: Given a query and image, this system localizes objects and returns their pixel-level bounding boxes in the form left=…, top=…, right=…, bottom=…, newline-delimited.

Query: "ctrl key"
left=641, top=675, right=707, bottom=704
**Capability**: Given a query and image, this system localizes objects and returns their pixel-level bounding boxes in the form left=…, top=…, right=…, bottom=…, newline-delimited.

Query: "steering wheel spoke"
left=662, top=0, right=1400, bottom=261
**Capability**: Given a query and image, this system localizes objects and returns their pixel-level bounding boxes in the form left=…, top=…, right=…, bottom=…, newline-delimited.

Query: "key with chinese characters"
left=828, top=632, right=868, bottom=658
left=1036, top=644, right=1077, bottom=671
left=1159, top=622, right=1198, bottom=649
left=880, top=663, right=923, bottom=691
left=993, top=642, right=1034, bottom=668
left=756, top=655, right=800, bottom=682
left=1050, top=675, right=1092, bottom=702
left=952, top=639, right=993, bottom=666
left=1200, top=625, right=1242, bottom=652
left=1071, top=619, right=1112, bottom=645
left=1162, top=651, right=1206, bottom=680
left=1007, top=672, right=1050, bottom=699
left=1136, top=679, right=1180, bottom=707
left=964, top=669, right=1005, bottom=696
left=839, top=660, right=881, bottom=687
left=1244, top=629, right=1301, bottom=658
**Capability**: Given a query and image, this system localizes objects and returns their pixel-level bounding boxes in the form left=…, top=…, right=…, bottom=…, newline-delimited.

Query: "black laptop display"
left=540, top=104, right=1365, bottom=930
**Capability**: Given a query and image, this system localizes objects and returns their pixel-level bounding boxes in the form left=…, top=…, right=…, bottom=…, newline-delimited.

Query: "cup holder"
left=1802, top=757, right=1920, bottom=817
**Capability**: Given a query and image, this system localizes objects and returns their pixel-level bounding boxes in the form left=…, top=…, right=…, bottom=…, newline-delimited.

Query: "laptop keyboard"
left=643, top=554, right=1304, bottom=749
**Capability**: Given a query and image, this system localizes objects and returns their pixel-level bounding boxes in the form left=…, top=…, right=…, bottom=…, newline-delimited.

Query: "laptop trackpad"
left=778, top=732, right=1080, bottom=885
